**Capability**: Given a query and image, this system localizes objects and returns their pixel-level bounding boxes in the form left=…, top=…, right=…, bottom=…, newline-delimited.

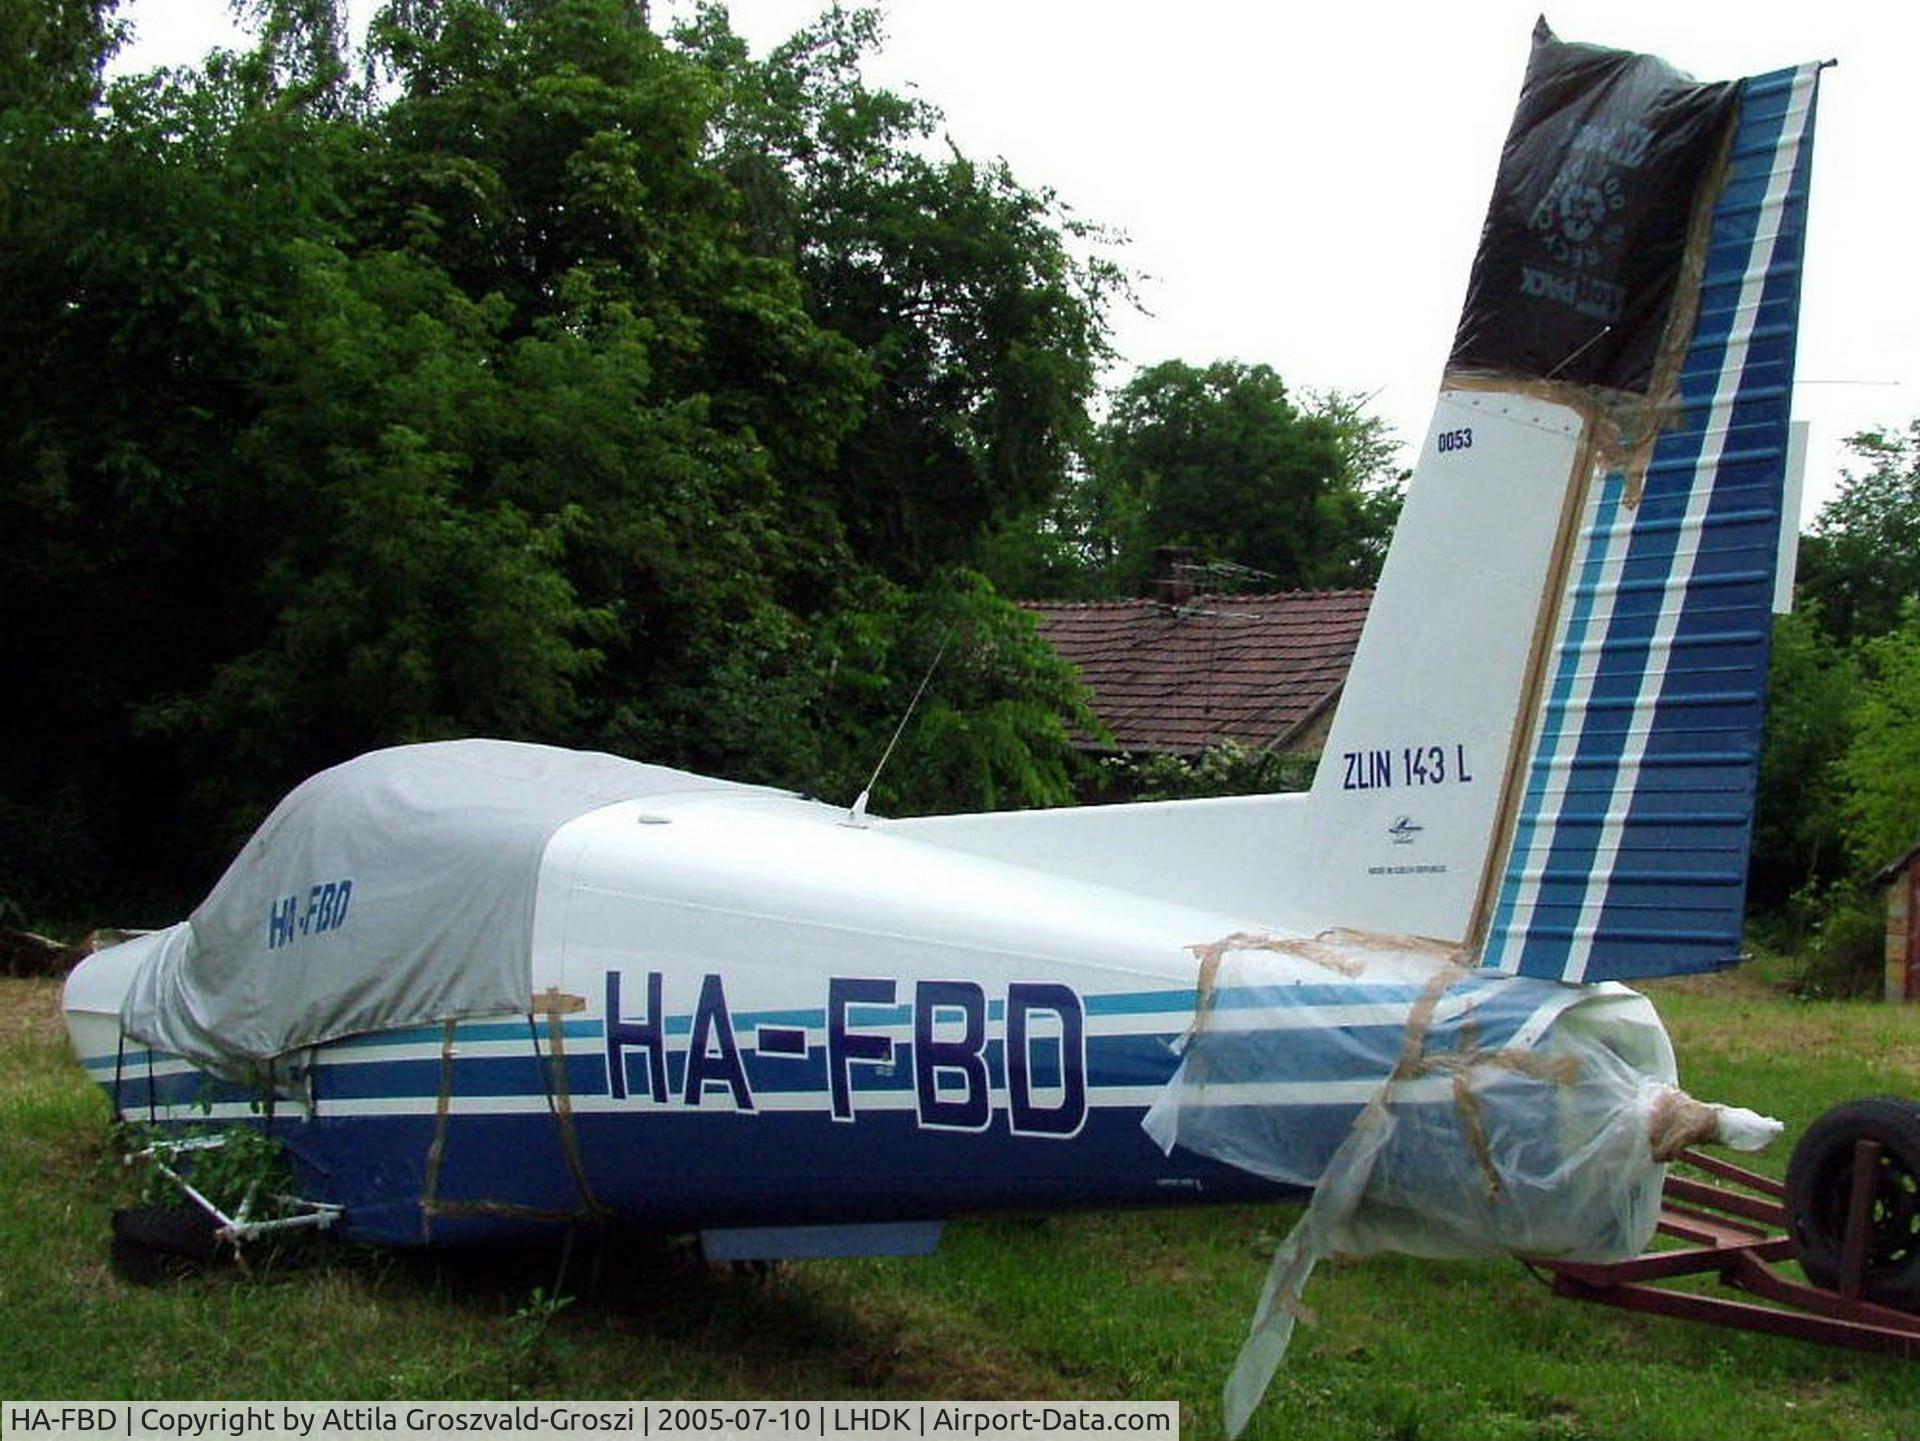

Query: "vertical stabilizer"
left=1295, top=387, right=1587, bottom=942
left=1479, top=59, right=1822, bottom=981
left=889, top=29, right=1822, bottom=981
left=1298, top=27, right=1821, bottom=982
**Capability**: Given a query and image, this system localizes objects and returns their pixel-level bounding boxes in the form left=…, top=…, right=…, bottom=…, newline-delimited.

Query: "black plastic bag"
left=1449, top=19, right=1738, bottom=393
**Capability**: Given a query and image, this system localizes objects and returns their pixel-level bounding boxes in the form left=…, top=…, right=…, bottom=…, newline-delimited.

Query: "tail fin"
left=1480, top=61, right=1822, bottom=981
left=1306, top=31, right=1823, bottom=980
left=891, top=29, right=1822, bottom=984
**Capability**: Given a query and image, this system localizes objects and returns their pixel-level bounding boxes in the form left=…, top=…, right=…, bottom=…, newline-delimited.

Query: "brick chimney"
left=1150, top=546, right=1196, bottom=608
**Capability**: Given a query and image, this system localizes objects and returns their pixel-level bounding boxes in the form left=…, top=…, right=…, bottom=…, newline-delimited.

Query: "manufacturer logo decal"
left=1387, top=816, right=1424, bottom=846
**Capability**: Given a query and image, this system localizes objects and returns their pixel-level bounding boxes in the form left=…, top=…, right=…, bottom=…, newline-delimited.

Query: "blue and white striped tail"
left=1483, top=64, right=1822, bottom=984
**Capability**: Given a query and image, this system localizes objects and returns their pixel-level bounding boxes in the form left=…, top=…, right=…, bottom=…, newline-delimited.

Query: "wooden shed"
left=1876, top=838, right=1920, bottom=1003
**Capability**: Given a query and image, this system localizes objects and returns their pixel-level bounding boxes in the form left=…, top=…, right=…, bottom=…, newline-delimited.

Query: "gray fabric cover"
left=120, top=739, right=767, bottom=1072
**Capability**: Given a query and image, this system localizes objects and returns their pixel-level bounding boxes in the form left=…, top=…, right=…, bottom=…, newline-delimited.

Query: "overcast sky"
left=116, top=1, right=1918, bottom=525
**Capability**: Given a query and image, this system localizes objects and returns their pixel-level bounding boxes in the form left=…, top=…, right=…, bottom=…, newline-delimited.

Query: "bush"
left=1789, top=885, right=1887, bottom=999
left=1097, top=740, right=1316, bottom=802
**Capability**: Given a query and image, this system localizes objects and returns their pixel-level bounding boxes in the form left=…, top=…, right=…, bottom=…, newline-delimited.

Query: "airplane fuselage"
left=68, top=789, right=1311, bottom=1249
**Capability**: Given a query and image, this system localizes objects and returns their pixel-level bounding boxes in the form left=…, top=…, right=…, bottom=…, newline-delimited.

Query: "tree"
left=0, top=0, right=1110, bottom=918
left=984, top=368, right=1403, bottom=602
left=976, top=448, right=1154, bottom=601
left=676, top=3, right=1119, bottom=581
left=1750, top=417, right=1920, bottom=927
left=1068, top=360, right=1401, bottom=597
left=0, top=0, right=119, bottom=122
left=1098, top=740, right=1316, bottom=804
left=1302, top=387, right=1405, bottom=578
left=0, top=48, right=367, bottom=910
left=1796, top=420, right=1920, bottom=647
left=232, top=0, right=355, bottom=113
left=807, top=570, right=1099, bottom=815
left=1748, top=608, right=1858, bottom=910
left=1836, top=608, right=1920, bottom=874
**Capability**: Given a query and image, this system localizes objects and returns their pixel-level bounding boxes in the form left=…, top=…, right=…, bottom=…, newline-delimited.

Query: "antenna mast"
left=843, top=631, right=951, bottom=828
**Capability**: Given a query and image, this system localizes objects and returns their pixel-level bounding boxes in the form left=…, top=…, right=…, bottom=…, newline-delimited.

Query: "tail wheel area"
left=1785, top=1096, right=1920, bottom=1312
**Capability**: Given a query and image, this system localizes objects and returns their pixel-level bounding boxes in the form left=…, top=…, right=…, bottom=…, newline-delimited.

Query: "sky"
left=114, top=0, right=1919, bottom=526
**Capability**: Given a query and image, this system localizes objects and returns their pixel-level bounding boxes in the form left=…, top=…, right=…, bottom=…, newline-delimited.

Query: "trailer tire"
left=1785, top=1096, right=1920, bottom=1311
left=109, top=1205, right=223, bottom=1285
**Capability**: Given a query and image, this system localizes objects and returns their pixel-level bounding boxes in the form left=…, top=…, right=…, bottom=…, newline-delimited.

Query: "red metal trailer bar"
left=1540, top=1146, right=1920, bottom=1361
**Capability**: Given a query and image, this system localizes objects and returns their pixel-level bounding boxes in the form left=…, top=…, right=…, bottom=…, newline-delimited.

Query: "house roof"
left=1023, top=590, right=1372, bottom=754
left=1874, top=837, right=1920, bottom=888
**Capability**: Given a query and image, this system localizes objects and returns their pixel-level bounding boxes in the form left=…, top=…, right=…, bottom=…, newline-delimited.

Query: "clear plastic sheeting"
left=1141, top=932, right=1776, bottom=1437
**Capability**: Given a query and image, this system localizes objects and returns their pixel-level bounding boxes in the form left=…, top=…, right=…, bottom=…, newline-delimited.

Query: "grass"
left=3, top=971, right=1918, bottom=1438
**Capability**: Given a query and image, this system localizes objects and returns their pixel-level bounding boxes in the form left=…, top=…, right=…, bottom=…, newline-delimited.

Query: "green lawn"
left=3, top=971, right=1917, bottom=1439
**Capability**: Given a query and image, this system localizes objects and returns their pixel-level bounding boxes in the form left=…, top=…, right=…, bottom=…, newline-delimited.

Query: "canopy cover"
left=120, top=740, right=767, bottom=1073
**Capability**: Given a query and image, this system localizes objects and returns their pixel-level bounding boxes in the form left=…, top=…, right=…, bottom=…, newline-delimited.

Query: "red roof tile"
left=1024, top=591, right=1372, bottom=754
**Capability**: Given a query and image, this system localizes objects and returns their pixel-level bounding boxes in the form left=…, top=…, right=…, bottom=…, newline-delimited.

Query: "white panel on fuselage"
left=890, top=788, right=1316, bottom=932
left=539, top=794, right=1274, bottom=1012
